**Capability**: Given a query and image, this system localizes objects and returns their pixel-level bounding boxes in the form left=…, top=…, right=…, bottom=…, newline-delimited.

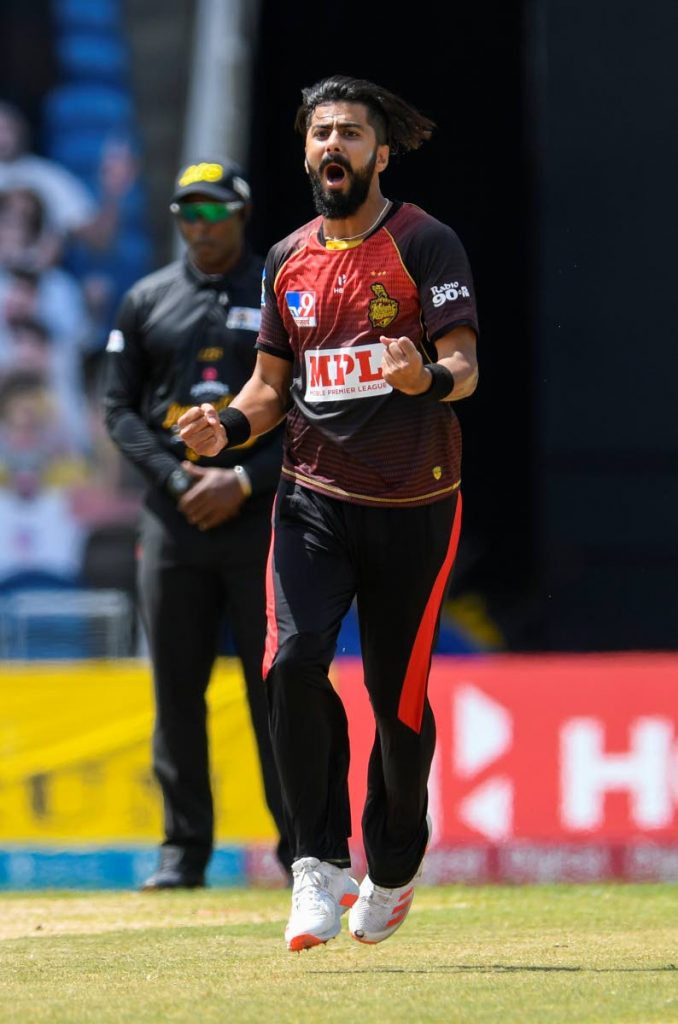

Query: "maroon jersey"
left=256, top=201, right=478, bottom=507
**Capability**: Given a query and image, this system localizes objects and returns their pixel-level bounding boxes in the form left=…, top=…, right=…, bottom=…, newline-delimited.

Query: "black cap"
left=171, top=157, right=251, bottom=203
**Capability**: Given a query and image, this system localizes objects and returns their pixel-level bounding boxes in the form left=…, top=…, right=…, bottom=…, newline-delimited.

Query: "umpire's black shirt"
left=102, top=248, right=282, bottom=528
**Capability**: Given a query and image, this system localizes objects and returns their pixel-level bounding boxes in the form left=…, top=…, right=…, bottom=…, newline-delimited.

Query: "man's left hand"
left=380, top=336, right=431, bottom=395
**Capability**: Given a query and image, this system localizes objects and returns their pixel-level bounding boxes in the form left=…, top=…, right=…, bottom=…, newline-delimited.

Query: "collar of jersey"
left=324, top=237, right=364, bottom=251
left=318, top=200, right=400, bottom=251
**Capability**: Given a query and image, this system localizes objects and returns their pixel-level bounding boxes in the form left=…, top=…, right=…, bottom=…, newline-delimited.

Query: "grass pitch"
left=0, top=884, right=676, bottom=1023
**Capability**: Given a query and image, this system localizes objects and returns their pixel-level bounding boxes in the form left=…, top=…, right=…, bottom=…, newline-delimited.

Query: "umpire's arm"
left=102, top=292, right=179, bottom=488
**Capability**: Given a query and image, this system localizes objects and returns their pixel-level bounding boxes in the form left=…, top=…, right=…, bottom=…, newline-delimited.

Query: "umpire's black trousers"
left=264, top=479, right=462, bottom=888
left=137, top=495, right=289, bottom=874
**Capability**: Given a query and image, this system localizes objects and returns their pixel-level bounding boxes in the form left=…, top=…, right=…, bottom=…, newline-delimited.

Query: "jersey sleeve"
left=101, top=290, right=179, bottom=487
left=403, top=217, right=479, bottom=344
left=255, top=245, right=294, bottom=361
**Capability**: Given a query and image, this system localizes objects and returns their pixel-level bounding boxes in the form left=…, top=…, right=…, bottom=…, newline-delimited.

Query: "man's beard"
left=308, top=150, right=377, bottom=219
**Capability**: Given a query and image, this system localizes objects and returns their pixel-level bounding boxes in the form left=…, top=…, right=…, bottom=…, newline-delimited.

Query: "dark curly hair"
left=294, top=75, right=436, bottom=154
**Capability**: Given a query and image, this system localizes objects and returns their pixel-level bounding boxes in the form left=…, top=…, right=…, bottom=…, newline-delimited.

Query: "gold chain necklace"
left=325, top=199, right=391, bottom=242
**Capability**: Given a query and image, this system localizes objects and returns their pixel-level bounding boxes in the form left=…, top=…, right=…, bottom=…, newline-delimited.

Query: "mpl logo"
left=285, top=291, right=317, bottom=327
left=304, top=344, right=392, bottom=403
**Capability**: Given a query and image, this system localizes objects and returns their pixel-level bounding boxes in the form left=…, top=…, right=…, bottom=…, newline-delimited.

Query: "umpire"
left=102, top=156, right=290, bottom=888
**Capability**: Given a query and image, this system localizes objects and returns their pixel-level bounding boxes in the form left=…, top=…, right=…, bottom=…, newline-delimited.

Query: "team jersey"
left=256, top=201, right=479, bottom=507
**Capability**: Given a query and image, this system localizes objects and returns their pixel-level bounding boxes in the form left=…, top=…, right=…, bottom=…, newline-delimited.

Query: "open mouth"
left=323, top=162, right=348, bottom=187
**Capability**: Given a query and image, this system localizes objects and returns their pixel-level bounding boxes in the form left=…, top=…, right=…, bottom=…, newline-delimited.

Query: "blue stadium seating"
left=55, top=33, right=129, bottom=86
left=42, top=83, right=133, bottom=138
left=41, top=0, right=152, bottom=353
left=0, top=571, right=78, bottom=594
left=45, top=129, right=109, bottom=180
left=51, top=0, right=122, bottom=32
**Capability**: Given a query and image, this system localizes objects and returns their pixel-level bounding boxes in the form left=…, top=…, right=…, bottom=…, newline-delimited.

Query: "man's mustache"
left=318, top=153, right=352, bottom=173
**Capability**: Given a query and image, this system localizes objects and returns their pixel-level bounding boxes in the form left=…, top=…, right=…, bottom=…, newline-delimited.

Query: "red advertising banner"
left=338, top=653, right=678, bottom=882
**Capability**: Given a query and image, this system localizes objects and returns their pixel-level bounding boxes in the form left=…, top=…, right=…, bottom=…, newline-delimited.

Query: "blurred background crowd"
left=0, top=0, right=675, bottom=659
left=0, top=0, right=155, bottom=655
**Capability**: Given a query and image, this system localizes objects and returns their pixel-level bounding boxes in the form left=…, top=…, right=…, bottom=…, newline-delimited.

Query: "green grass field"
left=0, top=884, right=676, bottom=1023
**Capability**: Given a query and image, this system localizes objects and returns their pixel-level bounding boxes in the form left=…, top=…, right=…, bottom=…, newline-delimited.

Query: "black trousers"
left=264, top=479, right=461, bottom=888
left=137, top=500, right=290, bottom=874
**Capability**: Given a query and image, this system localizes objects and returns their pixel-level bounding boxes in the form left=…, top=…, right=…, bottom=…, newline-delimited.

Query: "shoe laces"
left=291, top=858, right=336, bottom=913
left=362, top=880, right=404, bottom=912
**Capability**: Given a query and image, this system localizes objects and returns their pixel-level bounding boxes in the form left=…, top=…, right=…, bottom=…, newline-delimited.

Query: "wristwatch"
left=233, top=464, right=252, bottom=498
left=165, top=467, right=194, bottom=501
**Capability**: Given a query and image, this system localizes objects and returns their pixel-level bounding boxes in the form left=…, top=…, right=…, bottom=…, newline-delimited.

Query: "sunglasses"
left=170, top=201, right=244, bottom=223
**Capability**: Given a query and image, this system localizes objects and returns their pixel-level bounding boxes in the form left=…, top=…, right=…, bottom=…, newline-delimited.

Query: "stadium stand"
left=0, top=0, right=148, bottom=658
left=43, top=0, right=152, bottom=353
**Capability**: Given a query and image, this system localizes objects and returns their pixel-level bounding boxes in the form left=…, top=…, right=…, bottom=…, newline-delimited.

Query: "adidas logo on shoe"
left=348, top=876, right=418, bottom=944
left=349, top=814, right=431, bottom=945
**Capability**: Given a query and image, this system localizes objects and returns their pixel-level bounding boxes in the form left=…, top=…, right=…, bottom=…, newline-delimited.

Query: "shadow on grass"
left=307, top=964, right=678, bottom=974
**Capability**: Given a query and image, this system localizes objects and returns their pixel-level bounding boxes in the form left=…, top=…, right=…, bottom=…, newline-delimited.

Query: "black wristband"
left=219, top=406, right=251, bottom=448
left=414, top=362, right=455, bottom=401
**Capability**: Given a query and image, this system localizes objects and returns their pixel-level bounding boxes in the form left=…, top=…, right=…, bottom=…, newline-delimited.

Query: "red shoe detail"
left=288, top=932, right=326, bottom=952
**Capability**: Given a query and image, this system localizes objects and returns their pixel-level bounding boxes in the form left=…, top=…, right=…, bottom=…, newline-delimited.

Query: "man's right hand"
left=178, top=403, right=227, bottom=456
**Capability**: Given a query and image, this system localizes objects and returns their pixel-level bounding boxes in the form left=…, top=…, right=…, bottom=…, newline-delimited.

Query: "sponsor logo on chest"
left=304, top=344, right=392, bottom=403
left=286, top=281, right=402, bottom=331
left=285, top=290, right=317, bottom=327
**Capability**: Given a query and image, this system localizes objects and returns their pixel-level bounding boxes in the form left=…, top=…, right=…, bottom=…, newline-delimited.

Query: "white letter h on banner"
left=560, top=718, right=674, bottom=830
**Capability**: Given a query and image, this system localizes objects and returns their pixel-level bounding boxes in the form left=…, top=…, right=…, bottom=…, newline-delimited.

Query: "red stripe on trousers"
left=261, top=498, right=279, bottom=680
left=397, top=492, right=463, bottom=732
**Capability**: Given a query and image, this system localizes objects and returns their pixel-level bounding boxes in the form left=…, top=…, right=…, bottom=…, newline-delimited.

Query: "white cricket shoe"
left=285, top=857, right=359, bottom=952
left=349, top=816, right=431, bottom=945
